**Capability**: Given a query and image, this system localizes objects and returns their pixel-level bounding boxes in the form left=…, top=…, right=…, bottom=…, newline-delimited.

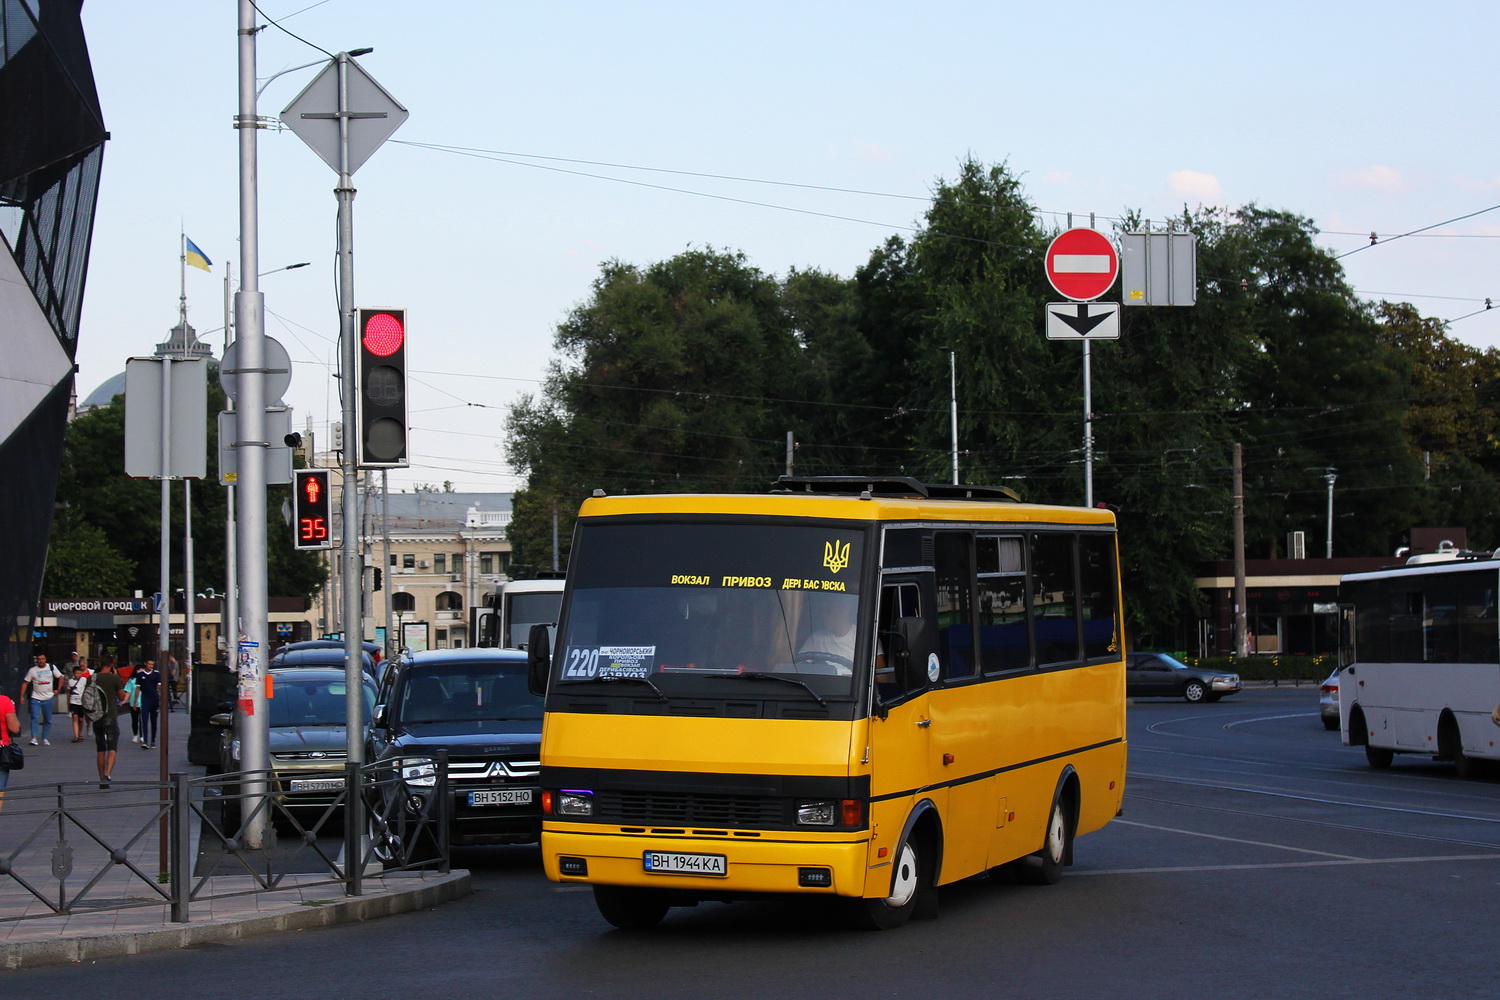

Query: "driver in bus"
left=797, top=595, right=858, bottom=673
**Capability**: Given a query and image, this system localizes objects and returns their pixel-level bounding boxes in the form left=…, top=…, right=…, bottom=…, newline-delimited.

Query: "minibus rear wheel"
left=1016, top=795, right=1071, bottom=886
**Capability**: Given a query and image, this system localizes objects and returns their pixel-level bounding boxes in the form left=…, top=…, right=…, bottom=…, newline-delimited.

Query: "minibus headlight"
left=556, top=790, right=594, bottom=817
left=797, top=801, right=836, bottom=826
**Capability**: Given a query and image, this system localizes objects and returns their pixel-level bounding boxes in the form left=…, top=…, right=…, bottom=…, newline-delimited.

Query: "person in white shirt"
left=797, top=597, right=858, bottom=673
left=20, top=653, right=64, bottom=746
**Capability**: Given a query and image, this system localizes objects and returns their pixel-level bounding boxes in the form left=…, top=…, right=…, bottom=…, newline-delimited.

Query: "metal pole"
left=1233, top=442, right=1247, bottom=658
left=223, top=262, right=238, bottom=667
left=335, top=50, right=365, bottom=767
left=1083, top=340, right=1093, bottom=507
left=551, top=500, right=559, bottom=573
left=948, top=348, right=959, bottom=485
left=184, top=479, right=194, bottom=702
left=234, top=0, right=270, bottom=849
left=170, top=770, right=193, bottom=922
left=382, top=470, right=394, bottom=660
left=1324, top=467, right=1337, bottom=559
left=785, top=431, right=794, bottom=477
left=157, top=355, right=172, bottom=875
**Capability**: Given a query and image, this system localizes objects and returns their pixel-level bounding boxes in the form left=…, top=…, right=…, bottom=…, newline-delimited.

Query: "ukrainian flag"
left=185, top=238, right=212, bottom=272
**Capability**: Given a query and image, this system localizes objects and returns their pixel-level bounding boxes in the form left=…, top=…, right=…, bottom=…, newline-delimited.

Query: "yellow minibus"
left=528, top=475, right=1126, bottom=929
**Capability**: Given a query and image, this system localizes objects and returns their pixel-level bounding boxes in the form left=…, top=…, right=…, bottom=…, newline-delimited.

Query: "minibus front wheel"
left=594, top=885, right=670, bottom=930
left=854, top=836, right=929, bottom=930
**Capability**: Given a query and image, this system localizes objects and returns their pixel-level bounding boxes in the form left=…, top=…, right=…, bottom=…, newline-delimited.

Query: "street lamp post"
left=938, top=346, right=958, bottom=485
left=1323, top=466, right=1337, bottom=559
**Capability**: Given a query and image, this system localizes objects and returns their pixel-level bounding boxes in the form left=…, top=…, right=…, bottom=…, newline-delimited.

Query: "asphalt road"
left=16, top=687, right=1500, bottom=998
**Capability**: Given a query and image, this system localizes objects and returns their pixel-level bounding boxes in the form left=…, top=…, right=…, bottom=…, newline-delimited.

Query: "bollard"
left=171, top=771, right=193, bottom=922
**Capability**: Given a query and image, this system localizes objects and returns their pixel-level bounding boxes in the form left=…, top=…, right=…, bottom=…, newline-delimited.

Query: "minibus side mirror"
left=527, top=623, right=553, bottom=696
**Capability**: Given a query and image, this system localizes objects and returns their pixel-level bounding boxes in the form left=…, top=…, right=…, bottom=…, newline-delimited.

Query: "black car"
left=271, top=644, right=382, bottom=682
left=211, top=667, right=376, bottom=819
left=366, top=647, right=542, bottom=850
left=1126, top=652, right=1242, bottom=703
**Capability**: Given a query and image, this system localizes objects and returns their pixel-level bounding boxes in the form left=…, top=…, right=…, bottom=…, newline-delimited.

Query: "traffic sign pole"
left=1044, top=228, right=1121, bottom=507
left=233, top=0, right=271, bottom=850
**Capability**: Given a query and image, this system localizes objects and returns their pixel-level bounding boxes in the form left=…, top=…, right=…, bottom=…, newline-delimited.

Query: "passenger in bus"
left=797, top=596, right=858, bottom=673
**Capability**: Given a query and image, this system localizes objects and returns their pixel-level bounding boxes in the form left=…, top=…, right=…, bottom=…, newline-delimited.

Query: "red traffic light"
left=361, top=311, right=405, bottom=357
left=292, top=469, right=333, bottom=550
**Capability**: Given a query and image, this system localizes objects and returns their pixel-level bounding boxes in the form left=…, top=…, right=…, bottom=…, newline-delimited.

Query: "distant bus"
left=528, top=476, right=1127, bottom=930
left=474, top=578, right=564, bottom=649
left=1339, top=546, right=1500, bottom=777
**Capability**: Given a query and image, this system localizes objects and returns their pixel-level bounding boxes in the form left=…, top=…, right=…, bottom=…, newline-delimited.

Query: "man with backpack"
left=67, top=657, right=92, bottom=742
left=86, top=658, right=126, bottom=788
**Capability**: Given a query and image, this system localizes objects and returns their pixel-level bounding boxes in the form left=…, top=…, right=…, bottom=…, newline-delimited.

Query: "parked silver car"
left=1319, top=668, right=1340, bottom=730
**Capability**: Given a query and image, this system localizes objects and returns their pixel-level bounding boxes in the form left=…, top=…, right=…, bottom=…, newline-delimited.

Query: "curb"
left=1, top=870, right=471, bottom=970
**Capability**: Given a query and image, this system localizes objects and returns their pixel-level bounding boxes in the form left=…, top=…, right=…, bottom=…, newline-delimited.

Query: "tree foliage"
left=506, top=158, right=1500, bottom=648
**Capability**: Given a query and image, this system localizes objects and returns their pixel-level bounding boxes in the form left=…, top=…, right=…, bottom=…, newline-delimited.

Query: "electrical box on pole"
left=357, top=308, right=408, bottom=468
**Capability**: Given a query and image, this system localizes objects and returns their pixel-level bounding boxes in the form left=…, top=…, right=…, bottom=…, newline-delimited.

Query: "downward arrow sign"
left=1044, top=301, right=1120, bottom=340
left=1051, top=303, right=1110, bottom=335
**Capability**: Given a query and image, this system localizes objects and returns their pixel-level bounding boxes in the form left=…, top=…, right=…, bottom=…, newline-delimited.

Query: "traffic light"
left=357, top=308, right=408, bottom=468
left=292, top=469, right=333, bottom=550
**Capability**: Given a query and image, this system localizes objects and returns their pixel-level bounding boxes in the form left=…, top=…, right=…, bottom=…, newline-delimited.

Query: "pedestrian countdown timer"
left=292, top=468, right=333, bottom=550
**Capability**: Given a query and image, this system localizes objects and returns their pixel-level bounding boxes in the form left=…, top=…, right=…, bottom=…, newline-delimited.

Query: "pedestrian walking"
left=67, top=657, right=93, bottom=741
left=122, top=666, right=142, bottom=744
left=136, top=658, right=162, bottom=749
left=88, top=658, right=126, bottom=788
left=0, top=688, right=20, bottom=812
left=166, top=654, right=181, bottom=710
left=20, top=652, right=63, bottom=746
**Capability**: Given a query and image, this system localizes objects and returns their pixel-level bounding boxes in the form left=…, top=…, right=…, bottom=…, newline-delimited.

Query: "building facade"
left=1, top=1, right=108, bottom=691
left=310, top=488, right=516, bottom=652
left=1192, top=527, right=1472, bottom=658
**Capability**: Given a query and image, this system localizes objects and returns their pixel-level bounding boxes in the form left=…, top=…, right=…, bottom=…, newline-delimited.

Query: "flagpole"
left=179, top=230, right=188, bottom=325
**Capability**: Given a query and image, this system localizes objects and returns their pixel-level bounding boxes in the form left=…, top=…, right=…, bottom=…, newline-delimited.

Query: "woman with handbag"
left=0, top=690, right=21, bottom=812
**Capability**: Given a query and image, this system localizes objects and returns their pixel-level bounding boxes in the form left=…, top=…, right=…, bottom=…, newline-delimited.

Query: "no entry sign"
left=1045, top=228, right=1119, bottom=301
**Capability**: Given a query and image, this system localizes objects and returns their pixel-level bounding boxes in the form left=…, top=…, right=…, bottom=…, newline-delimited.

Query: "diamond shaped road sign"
left=281, top=56, right=408, bottom=175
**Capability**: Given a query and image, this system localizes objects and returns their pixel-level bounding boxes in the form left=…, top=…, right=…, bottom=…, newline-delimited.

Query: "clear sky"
left=75, top=1, right=1500, bottom=494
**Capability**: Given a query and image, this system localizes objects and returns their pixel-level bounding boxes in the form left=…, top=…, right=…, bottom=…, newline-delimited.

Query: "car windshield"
left=268, top=676, right=375, bottom=727
left=1157, top=653, right=1192, bottom=671
left=398, top=659, right=541, bottom=724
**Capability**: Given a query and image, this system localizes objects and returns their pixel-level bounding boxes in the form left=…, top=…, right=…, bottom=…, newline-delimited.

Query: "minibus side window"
left=935, top=532, right=976, bottom=680
left=977, top=534, right=1030, bottom=672
left=1031, top=534, right=1080, bottom=666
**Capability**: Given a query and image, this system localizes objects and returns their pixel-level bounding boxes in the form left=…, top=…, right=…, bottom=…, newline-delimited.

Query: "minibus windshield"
left=554, top=521, right=867, bottom=698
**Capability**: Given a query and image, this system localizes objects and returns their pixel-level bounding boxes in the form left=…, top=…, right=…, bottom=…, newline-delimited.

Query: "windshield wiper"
left=557, top=674, right=668, bottom=703
left=707, top=671, right=826, bottom=707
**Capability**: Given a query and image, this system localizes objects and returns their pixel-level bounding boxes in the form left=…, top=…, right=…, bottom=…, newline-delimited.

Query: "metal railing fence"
left=0, top=752, right=449, bottom=923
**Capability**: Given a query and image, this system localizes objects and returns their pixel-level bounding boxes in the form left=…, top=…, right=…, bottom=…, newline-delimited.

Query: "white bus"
left=1339, top=547, right=1500, bottom=777
left=474, top=578, right=565, bottom=649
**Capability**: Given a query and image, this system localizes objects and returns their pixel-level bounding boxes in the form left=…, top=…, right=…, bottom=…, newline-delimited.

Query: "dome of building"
left=77, top=319, right=216, bottom=412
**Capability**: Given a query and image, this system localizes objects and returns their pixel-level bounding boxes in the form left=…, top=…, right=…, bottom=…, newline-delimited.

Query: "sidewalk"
left=0, top=700, right=468, bottom=970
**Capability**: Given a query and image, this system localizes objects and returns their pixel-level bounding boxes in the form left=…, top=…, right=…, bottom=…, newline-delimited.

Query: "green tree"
left=1376, top=301, right=1500, bottom=543
left=41, top=520, right=134, bottom=598
left=853, top=159, right=1063, bottom=488
left=506, top=248, right=803, bottom=569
